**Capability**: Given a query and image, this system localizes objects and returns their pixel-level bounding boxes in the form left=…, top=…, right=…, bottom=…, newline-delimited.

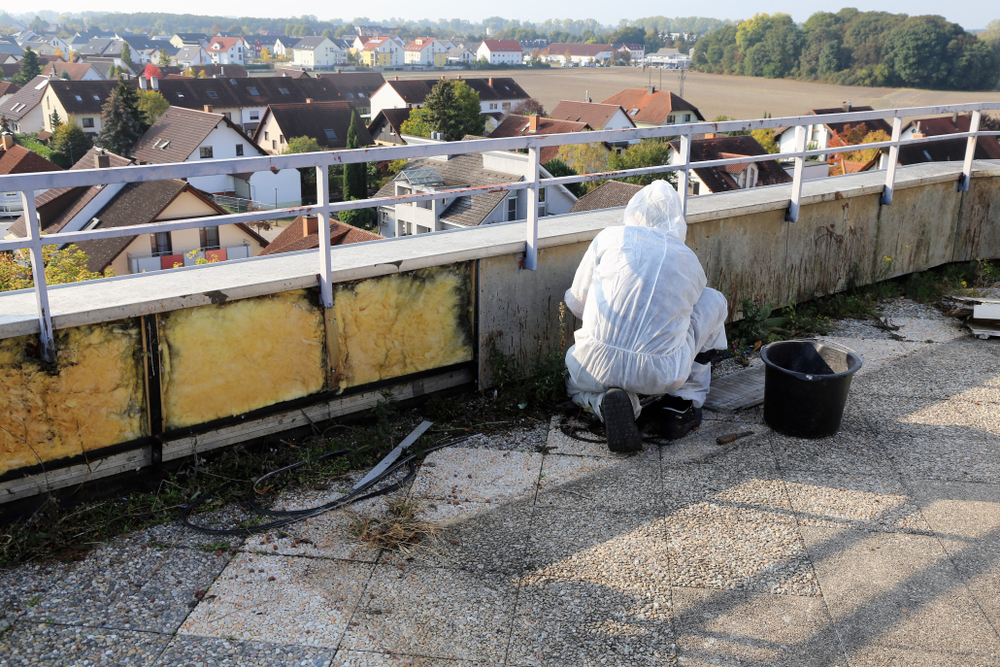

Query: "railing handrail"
left=3, top=101, right=1000, bottom=360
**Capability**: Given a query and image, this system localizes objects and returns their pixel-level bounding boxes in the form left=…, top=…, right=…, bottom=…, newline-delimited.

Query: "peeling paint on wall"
left=159, top=290, right=325, bottom=430
left=0, top=322, right=146, bottom=475
left=331, top=263, right=474, bottom=391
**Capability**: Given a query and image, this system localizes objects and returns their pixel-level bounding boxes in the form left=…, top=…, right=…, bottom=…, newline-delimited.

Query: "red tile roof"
left=479, top=40, right=522, bottom=52
left=568, top=180, right=642, bottom=213
left=667, top=135, right=792, bottom=193
left=0, top=143, right=62, bottom=176
left=209, top=37, right=244, bottom=52
left=404, top=38, right=437, bottom=52
left=550, top=101, right=633, bottom=131
left=0, top=81, right=20, bottom=97
left=260, top=215, right=382, bottom=255
left=489, top=114, right=591, bottom=163
left=601, top=89, right=704, bottom=125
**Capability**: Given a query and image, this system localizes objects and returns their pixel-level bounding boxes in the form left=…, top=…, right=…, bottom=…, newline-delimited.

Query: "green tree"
left=51, top=122, right=93, bottom=166
left=157, top=49, right=172, bottom=68
left=13, top=47, right=41, bottom=85
left=607, top=140, right=676, bottom=187
left=120, top=42, right=134, bottom=70
left=542, top=158, right=582, bottom=197
left=400, top=80, right=485, bottom=141
left=338, top=200, right=376, bottom=229
left=751, top=128, right=779, bottom=153
left=1, top=245, right=105, bottom=293
left=556, top=142, right=609, bottom=192
left=343, top=111, right=367, bottom=201
left=282, top=136, right=326, bottom=202
left=49, top=110, right=62, bottom=128
left=95, top=80, right=145, bottom=156
left=136, top=90, right=169, bottom=125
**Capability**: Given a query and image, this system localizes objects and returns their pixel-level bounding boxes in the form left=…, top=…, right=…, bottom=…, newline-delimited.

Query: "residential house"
left=369, top=76, right=531, bottom=131
left=10, top=31, right=37, bottom=46
left=351, top=34, right=404, bottom=52
left=568, top=180, right=642, bottom=213
left=773, top=103, right=892, bottom=158
left=616, top=43, right=645, bottom=62
left=602, top=87, right=704, bottom=127
left=259, top=214, right=381, bottom=256
left=41, top=80, right=117, bottom=136
left=897, top=112, right=1000, bottom=165
left=117, top=34, right=159, bottom=63
left=291, top=37, right=347, bottom=70
left=170, top=33, right=208, bottom=49
left=77, top=38, right=146, bottom=68
left=358, top=37, right=404, bottom=68
left=275, top=68, right=311, bottom=79
left=40, top=35, right=71, bottom=56
left=89, top=61, right=135, bottom=80
left=668, top=134, right=792, bottom=196
left=549, top=100, right=638, bottom=148
left=644, top=47, right=692, bottom=68
left=151, top=46, right=179, bottom=66
left=148, top=76, right=345, bottom=133
left=20, top=42, right=57, bottom=57
left=41, top=61, right=105, bottom=81
left=0, top=41, right=24, bottom=58
left=0, top=75, right=51, bottom=134
left=488, top=114, right=592, bottom=163
left=8, top=147, right=267, bottom=274
left=375, top=145, right=576, bottom=238
left=174, top=45, right=211, bottom=67
left=271, top=36, right=297, bottom=59
left=447, top=46, right=475, bottom=64
left=475, top=40, right=523, bottom=66
left=207, top=37, right=248, bottom=66
left=252, top=101, right=373, bottom=154
left=404, top=38, right=448, bottom=67
left=183, top=64, right=249, bottom=78
left=313, top=71, right=385, bottom=118
left=539, top=43, right=615, bottom=66
left=0, top=63, right=21, bottom=79
left=0, top=82, right=20, bottom=105
left=132, top=106, right=302, bottom=207
left=367, top=108, right=411, bottom=146
left=0, top=133, right=62, bottom=218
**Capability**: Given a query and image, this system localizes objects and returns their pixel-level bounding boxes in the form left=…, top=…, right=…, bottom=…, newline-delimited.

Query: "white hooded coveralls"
left=564, top=180, right=728, bottom=420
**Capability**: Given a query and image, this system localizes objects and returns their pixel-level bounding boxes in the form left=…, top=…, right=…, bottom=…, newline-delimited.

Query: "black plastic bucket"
left=760, top=339, right=863, bottom=439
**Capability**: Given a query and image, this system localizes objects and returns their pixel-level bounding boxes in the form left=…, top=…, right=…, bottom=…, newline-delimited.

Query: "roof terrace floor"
left=1, top=298, right=999, bottom=666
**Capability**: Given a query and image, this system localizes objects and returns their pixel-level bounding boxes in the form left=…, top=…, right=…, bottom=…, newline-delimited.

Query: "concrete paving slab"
left=0, top=622, right=169, bottom=666
left=509, top=573, right=674, bottom=667
left=850, top=339, right=1000, bottom=400
left=910, top=480, right=1000, bottom=629
left=663, top=508, right=819, bottom=596
left=783, top=471, right=931, bottom=533
left=150, top=634, right=246, bottom=665
left=672, top=586, right=846, bottom=666
left=332, top=650, right=483, bottom=665
left=800, top=526, right=1000, bottom=660
left=180, top=553, right=372, bottom=648
left=453, top=422, right=550, bottom=454
left=817, top=336, right=927, bottom=377
left=769, top=425, right=894, bottom=475
left=27, top=543, right=229, bottom=633
left=535, top=455, right=663, bottom=516
left=885, top=421, right=1000, bottom=484
left=545, top=415, right=660, bottom=461
left=842, top=646, right=1000, bottom=667
left=240, top=639, right=336, bottom=666
left=410, top=449, right=543, bottom=506
left=340, top=564, right=517, bottom=662
left=662, top=464, right=793, bottom=525
left=0, top=561, right=72, bottom=633
left=658, top=420, right=770, bottom=468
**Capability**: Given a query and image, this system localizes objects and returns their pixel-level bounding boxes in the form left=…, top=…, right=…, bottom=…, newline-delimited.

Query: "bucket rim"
left=760, top=338, right=864, bottom=381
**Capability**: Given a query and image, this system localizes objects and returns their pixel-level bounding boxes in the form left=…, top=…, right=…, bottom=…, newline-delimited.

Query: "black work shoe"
left=603, top=388, right=643, bottom=453
left=656, top=395, right=703, bottom=440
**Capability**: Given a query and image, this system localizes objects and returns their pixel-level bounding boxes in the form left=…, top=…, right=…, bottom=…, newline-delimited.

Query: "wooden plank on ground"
left=705, top=365, right=766, bottom=412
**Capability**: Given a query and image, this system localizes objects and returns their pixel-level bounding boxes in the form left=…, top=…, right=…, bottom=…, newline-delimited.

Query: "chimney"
left=842, top=101, right=852, bottom=112
left=529, top=115, right=539, bottom=131
left=336, top=68, right=341, bottom=73
left=220, top=67, right=225, bottom=76
left=912, top=132, right=925, bottom=139
left=139, top=76, right=147, bottom=90
left=648, top=85, right=655, bottom=95
left=151, top=76, right=158, bottom=91
left=456, top=74, right=461, bottom=80
left=204, top=104, right=213, bottom=113
left=394, top=75, right=399, bottom=81
left=303, top=215, right=319, bottom=237
left=306, top=98, right=314, bottom=103
left=703, top=132, right=716, bottom=139
left=95, top=152, right=110, bottom=169
left=1, top=134, right=14, bottom=150
left=488, top=76, right=494, bottom=87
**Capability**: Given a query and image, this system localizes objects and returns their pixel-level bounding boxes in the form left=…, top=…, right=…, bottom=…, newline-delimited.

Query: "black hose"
left=180, top=436, right=474, bottom=537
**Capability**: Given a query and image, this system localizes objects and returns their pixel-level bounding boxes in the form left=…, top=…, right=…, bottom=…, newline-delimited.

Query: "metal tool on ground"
left=716, top=431, right=755, bottom=445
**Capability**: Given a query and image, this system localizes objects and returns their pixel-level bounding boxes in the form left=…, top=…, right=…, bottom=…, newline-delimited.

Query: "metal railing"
left=2, top=102, right=1000, bottom=361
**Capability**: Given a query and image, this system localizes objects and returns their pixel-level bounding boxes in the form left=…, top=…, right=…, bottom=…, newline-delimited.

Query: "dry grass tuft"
left=346, top=497, right=441, bottom=552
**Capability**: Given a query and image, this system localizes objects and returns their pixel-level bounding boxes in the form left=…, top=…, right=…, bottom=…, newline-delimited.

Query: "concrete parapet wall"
left=1, top=161, right=998, bottom=502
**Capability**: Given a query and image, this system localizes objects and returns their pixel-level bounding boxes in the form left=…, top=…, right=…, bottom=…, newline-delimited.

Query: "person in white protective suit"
left=564, top=180, right=729, bottom=452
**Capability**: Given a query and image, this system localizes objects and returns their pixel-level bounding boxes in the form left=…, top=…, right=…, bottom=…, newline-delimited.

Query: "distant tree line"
left=693, top=10, right=1000, bottom=91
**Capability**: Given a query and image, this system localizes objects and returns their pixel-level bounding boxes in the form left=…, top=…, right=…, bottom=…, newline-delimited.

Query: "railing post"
left=786, top=125, right=807, bottom=222
left=316, top=164, right=333, bottom=308
left=21, top=189, right=55, bottom=362
left=676, top=132, right=691, bottom=218
left=523, top=144, right=540, bottom=271
left=881, top=116, right=903, bottom=206
left=959, top=109, right=981, bottom=192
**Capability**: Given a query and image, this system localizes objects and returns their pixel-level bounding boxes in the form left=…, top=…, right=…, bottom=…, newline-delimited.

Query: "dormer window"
left=207, top=90, right=218, bottom=98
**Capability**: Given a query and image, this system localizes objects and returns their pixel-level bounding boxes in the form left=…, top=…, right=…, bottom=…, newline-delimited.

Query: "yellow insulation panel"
left=160, top=290, right=325, bottom=430
left=0, top=322, right=146, bottom=475
left=332, top=263, right=473, bottom=390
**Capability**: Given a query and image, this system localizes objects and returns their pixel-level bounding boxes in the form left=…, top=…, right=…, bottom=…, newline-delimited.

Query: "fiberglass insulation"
left=160, top=290, right=325, bottom=430
left=332, top=265, right=473, bottom=390
left=0, top=322, right=146, bottom=475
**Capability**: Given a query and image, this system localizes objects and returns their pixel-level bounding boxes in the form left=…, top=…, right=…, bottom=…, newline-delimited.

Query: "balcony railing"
left=2, top=102, right=1000, bottom=361
left=126, top=243, right=253, bottom=274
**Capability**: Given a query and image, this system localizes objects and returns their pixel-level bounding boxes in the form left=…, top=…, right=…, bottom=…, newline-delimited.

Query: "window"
left=230, top=79, right=238, bottom=85
left=150, top=231, right=172, bottom=255
left=82, top=118, right=94, bottom=128
left=347, top=92, right=354, bottom=98
left=75, top=95, right=82, bottom=101
left=177, top=93, right=185, bottom=98
left=199, top=146, right=214, bottom=158
left=247, top=87, right=259, bottom=96
left=272, top=139, right=276, bottom=150
left=207, top=90, right=218, bottom=98
left=199, top=226, right=220, bottom=250
left=507, top=195, right=517, bottom=221
left=93, top=95, right=100, bottom=100
left=249, top=111, right=259, bottom=120
left=279, top=87, right=290, bottom=95
left=502, top=102, right=510, bottom=110
left=538, top=187, right=547, bottom=215
left=280, top=135, right=285, bottom=144
left=323, top=129, right=337, bottom=141
left=222, top=112, right=231, bottom=121
left=684, top=113, right=691, bottom=122
left=235, top=144, right=243, bottom=156
left=358, top=92, right=366, bottom=98
left=264, top=131, right=269, bottom=140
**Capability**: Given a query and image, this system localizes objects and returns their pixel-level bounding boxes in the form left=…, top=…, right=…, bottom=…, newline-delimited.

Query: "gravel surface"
left=0, top=623, right=169, bottom=666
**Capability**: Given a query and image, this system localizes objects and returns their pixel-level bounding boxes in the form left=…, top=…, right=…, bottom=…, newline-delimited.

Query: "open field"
left=392, top=67, right=1000, bottom=121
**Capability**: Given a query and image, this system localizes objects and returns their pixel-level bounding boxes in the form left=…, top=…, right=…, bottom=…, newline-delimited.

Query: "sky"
left=22, top=0, right=998, bottom=31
